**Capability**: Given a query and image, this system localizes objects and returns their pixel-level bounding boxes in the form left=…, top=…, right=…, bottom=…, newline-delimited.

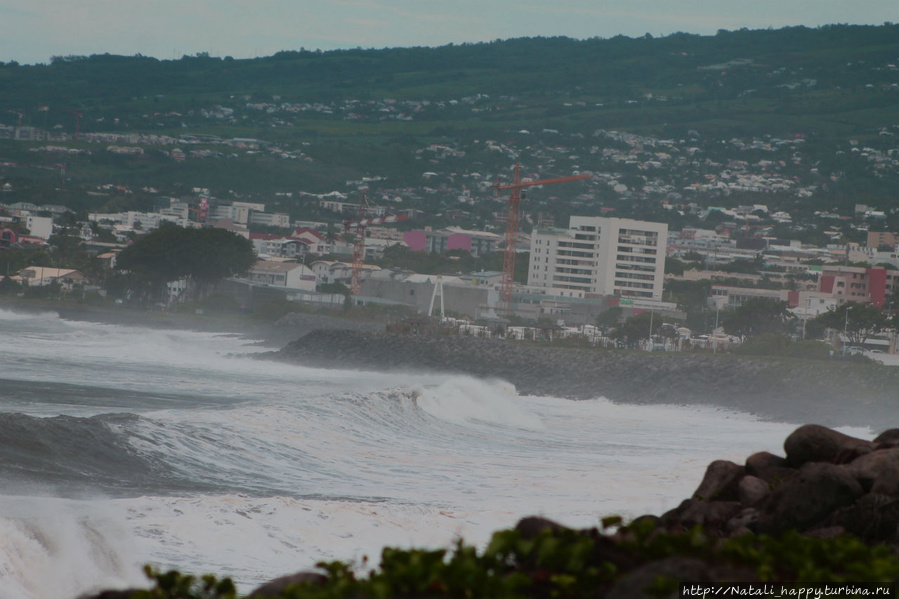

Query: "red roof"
left=291, top=228, right=325, bottom=240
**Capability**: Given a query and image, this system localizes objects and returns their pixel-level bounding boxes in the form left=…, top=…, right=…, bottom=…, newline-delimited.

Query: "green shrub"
left=789, top=340, right=832, bottom=360
left=737, top=333, right=792, bottom=356
left=131, top=519, right=899, bottom=598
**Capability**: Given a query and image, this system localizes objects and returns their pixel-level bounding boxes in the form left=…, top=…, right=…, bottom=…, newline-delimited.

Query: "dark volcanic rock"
left=783, top=424, right=875, bottom=467
left=738, top=475, right=770, bottom=507
left=678, top=500, right=742, bottom=532
left=606, top=557, right=756, bottom=599
left=846, top=447, right=899, bottom=495
left=692, top=460, right=743, bottom=502
left=757, top=462, right=864, bottom=534
left=745, top=451, right=788, bottom=473
left=874, top=429, right=899, bottom=448
left=745, top=451, right=796, bottom=486
left=515, top=516, right=569, bottom=539
left=271, top=330, right=899, bottom=428
left=248, top=572, right=328, bottom=597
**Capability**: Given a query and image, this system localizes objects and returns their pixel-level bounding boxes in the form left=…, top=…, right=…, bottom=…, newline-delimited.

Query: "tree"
left=664, top=257, right=686, bottom=276
left=612, top=310, right=667, bottom=348
left=721, top=297, right=793, bottom=338
left=116, top=226, right=256, bottom=303
left=805, top=301, right=888, bottom=345
left=595, top=306, right=623, bottom=329
left=665, top=279, right=712, bottom=312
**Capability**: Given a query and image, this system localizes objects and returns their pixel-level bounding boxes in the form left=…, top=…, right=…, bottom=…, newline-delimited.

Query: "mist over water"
left=0, top=308, right=872, bottom=597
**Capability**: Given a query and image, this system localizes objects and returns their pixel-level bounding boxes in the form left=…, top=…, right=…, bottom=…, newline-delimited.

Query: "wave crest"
left=414, top=377, right=544, bottom=430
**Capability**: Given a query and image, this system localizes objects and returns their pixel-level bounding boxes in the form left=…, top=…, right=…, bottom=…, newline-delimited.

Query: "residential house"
left=13, top=267, right=86, bottom=290
left=247, top=260, right=316, bottom=291
left=709, top=286, right=790, bottom=309
left=309, top=260, right=380, bottom=287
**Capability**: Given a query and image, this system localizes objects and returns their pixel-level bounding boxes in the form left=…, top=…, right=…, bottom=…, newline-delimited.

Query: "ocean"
left=0, top=308, right=872, bottom=598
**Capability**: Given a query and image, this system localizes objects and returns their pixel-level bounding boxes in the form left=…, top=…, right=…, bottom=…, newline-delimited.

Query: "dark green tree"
left=665, top=279, right=712, bottom=312
left=805, top=301, right=888, bottom=345
left=612, top=310, right=668, bottom=348
left=721, top=297, right=792, bottom=338
left=595, top=306, right=623, bottom=329
left=116, top=226, right=256, bottom=303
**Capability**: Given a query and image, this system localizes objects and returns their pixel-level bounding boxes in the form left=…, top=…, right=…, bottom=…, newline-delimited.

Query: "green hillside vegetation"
left=2, top=24, right=899, bottom=226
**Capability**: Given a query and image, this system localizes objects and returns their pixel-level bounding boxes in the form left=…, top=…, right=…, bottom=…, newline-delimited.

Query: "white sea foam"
left=0, top=498, right=145, bottom=599
left=0, top=313, right=876, bottom=598
left=415, top=377, right=545, bottom=430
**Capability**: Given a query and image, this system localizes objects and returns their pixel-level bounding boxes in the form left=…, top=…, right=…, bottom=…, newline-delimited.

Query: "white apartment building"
left=209, top=201, right=266, bottom=225
left=25, top=215, right=54, bottom=240
left=528, top=216, right=668, bottom=301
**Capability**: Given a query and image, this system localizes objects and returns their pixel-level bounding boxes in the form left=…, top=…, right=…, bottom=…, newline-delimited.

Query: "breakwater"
left=276, top=330, right=899, bottom=428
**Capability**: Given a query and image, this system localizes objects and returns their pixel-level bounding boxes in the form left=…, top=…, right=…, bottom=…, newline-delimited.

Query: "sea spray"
left=0, top=498, right=144, bottom=599
left=0, top=310, right=866, bottom=596
left=414, top=377, right=544, bottom=430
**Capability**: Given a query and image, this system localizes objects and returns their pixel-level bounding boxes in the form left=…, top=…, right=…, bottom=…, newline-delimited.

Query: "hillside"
left=1, top=25, right=898, bottom=229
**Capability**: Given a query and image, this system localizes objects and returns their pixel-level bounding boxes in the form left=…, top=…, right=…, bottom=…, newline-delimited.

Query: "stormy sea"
left=0, top=308, right=871, bottom=598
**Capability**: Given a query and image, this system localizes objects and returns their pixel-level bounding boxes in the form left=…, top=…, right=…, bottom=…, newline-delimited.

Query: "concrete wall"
left=360, top=278, right=491, bottom=319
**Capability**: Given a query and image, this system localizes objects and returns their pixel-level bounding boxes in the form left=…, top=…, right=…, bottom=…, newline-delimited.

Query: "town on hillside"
left=1, top=190, right=897, bottom=359
left=2, top=29, right=899, bottom=358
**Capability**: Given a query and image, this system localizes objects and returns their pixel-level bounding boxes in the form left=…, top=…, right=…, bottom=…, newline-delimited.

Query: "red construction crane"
left=8, top=110, right=24, bottom=128
left=344, top=196, right=410, bottom=296
left=493, top=163, right=590, bottom=311
left=67, top=109, right=83, bottom=141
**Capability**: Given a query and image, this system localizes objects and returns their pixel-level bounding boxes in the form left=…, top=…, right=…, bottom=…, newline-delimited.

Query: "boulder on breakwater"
left=274, top=329, right=899, bottom=428
left=78, top=423, right=899, bottom=598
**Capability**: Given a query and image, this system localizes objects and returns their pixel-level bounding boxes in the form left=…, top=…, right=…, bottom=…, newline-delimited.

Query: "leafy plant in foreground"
left=131, top=519, right=899, bottom=598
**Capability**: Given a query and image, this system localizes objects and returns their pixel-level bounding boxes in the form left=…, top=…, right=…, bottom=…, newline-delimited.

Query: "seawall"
left=275, top=330, right=899, bottom=429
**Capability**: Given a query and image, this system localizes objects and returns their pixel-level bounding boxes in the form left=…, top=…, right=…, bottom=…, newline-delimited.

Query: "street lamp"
left=842, top=306, right=852, bottom=355
left=802, top=297, right=811, bottom=340
left=713, top=303, right=720, bottom=354
left=889, top=302, right=896, bottom=355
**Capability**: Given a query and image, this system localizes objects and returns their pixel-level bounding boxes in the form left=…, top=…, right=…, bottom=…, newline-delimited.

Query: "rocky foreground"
left=81, top=424, right=899, bottom=598
left=273, top=329, right=899, bottom=428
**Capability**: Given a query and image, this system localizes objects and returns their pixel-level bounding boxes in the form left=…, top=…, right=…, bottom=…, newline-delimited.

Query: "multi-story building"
left=403, top=227, right=501, bottom=257
left=248, top=212, right=290, bottom=228
left=818, top=265, right=899, bottom=308
left=528, top=216, right=668, bottom=301
left=867, top=231, right=899, bottom=250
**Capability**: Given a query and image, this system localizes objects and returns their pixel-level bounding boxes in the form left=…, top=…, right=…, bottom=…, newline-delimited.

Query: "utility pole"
left=842, top=306, right=852, bottom=355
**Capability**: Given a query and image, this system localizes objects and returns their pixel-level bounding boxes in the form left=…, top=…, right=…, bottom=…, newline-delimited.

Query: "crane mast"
left=344, top=195, right=410, bottom=297
left=493, top=163, right=590, bottom=312
left=67, top=109, right=83, bottom=142
left=348, top=194, right=368, bottom=297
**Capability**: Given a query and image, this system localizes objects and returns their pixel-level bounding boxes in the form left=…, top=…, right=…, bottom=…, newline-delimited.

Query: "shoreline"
left=5, top=299, right=896, bottom=430
left=0, top=299, right=382, bottom=348
left=273, top=329, right=899, bottom=430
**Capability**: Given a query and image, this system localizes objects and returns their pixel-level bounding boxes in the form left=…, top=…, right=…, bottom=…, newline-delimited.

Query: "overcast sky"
left=1, top=0, right=896, bottom=65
